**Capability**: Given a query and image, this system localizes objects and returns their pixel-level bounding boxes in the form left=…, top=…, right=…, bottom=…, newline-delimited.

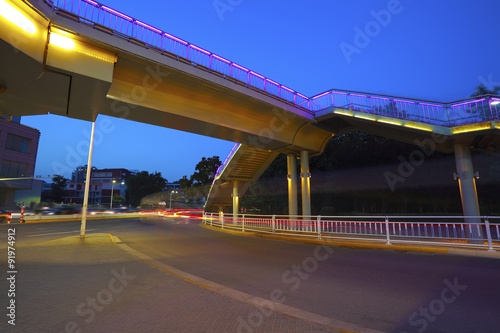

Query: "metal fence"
left=310, top=90, right=500, bottom=126
left=203, top=213, right=499, bottom=251
left=45, top=1, right=500, bottom=126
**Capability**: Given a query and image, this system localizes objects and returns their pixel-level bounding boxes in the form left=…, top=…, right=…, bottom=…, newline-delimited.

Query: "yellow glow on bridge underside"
left=334, top=110, right=353, bottom=117
left=404, top=123, right=433, bottom=132
left=377, top=119, right=402, bottom=126
left=0, top=0, right=36, bottom=34
left=49, top=29, right=116, bottom=64
left=354, top=114, right=376, bottom=121
left=50, top=32, right=76, bottom=50
left=451, top=123, right=492, bottom=134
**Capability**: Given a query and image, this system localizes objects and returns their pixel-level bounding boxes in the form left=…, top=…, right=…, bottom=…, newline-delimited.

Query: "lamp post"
left=110, top=180, right=125, bottom=209
left=169, top=190, right=178, bottom=209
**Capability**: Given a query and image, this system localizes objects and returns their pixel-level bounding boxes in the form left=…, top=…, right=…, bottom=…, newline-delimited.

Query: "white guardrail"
left=203, top=213, right=500, bottom=251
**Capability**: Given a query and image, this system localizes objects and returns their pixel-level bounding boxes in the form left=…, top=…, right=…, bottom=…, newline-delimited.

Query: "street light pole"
left=110, top=179, right=116, bottom=209
left=80, top=121, right=96, bottom=239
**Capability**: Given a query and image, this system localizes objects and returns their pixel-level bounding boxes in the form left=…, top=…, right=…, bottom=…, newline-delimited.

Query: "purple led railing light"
left=101, top=5, right=132, bottom=21
left=451, top=99, right=486, bottom=108
left=394, top=99, right=415, bottom=104
left=419, top=103, right=444, bottom=108
left=212, top=54, right=230, bottom=63
left=250, top=71, right=265, bottom=79
left=313, top=91, right=330, bottom=99
left=232, top=63, right=249, bottom=72
left=84, top=0, right=98, bottom=6
left=213, top=143, right=240, bottom=183
left=164, top=33, right=188, bottom=45
left=135, top=20, right=162, bottom=34
left=190, top=44, right=210, bottom=55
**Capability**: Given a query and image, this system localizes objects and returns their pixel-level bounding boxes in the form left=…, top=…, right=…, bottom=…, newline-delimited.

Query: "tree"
left=50, top=175, right=68, bottom=203
left=125, top=171, right=167, bottom=207
left=469, top=84, right=500, bottom=121
left=190, top=156, right=222, bottom=186
left=179, top=156, right=222, bottom=202
left=112, top=194, right=124, bottom=205
left=471, top=84, right=500, bottom=97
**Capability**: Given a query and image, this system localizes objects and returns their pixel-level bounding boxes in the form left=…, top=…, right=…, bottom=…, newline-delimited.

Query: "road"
left=1, top=216, right=499, bottom=332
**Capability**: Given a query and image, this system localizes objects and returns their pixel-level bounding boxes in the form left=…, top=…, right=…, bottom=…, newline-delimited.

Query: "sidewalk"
left=0, top=233, right=378, bottom=333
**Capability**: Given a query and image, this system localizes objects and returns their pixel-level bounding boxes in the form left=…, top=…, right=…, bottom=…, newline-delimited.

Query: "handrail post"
left=272, top=215, right=276, bottom=234
left=221, top=212, right=224, bottom=229
left=317, top=215, right=322, bottom=239
left=242, top=214, right=245, bottom=232
left=385, top=216, right=392, bottom=245
left=210, top=213, right=213, bottom=226
left=484, top=216, right=495, bottom=252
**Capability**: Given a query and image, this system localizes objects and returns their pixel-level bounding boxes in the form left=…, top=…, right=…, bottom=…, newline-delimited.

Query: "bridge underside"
left=0, top=0, right=333, bottom=156
left=205, top=145, right=279, bottom=212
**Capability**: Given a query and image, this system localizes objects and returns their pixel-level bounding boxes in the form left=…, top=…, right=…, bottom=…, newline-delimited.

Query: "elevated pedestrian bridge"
left=0, top=0, right=499, bottom=216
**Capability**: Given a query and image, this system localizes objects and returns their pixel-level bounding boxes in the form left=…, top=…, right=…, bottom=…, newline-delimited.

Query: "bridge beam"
left=454, top=143, right=482, bottom=239
left=300, top=150, right=311, bottom=220
left=232, top=180, right=239, bottom=224
left=287, top=154, right=298, bottom=218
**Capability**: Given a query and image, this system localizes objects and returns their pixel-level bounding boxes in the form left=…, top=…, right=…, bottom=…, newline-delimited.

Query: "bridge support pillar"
left=232, top=180, right=239, bottom=224
left=287, top=154, right=298, bottom=219
left=300, top=150, right=311, bottom=220
left=454, top=143, right=481, bottom=239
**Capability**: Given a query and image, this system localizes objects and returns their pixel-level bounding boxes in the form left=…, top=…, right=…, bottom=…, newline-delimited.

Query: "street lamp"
left=110, top=180, right=125, bottom=209
left=169, top=190, right=178, bottom=209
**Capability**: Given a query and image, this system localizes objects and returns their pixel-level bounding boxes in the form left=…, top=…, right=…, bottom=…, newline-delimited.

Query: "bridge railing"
left=311, top=90, right=500, bottom=126
left=46, top=0, right=312, bottom=111
left=203, top=213, right=499, bottom=251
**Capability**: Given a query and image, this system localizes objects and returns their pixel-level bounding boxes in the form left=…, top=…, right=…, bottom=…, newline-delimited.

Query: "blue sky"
left=22, top=0, right=500, bottom=182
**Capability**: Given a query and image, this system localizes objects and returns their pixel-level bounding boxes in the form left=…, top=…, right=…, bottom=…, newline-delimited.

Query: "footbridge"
left=1, top=0, right=499, bottom=222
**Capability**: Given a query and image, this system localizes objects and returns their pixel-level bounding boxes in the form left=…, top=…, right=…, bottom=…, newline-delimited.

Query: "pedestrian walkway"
left=1, top=233, right=380, bottom=333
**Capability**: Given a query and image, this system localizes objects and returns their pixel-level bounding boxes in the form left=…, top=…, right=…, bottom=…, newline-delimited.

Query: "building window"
left=6, top=133, right=31, bottom=154
left=0, top=160, right=28, bottom=178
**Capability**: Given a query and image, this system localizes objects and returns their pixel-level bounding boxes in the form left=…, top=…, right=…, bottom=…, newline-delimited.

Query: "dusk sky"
left=22, top=0, right=500, bottom=182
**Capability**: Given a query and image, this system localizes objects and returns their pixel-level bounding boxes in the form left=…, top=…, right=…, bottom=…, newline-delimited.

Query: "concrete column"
left=300, top=150, right=311, bottom=219
left=454, top=143, right=481, bottom=239
left=287, top=154, right=298, bottom=218
left=232, top=180, right=239, bottom=224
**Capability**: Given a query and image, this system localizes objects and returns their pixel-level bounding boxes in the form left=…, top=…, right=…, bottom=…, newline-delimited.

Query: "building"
left=60, top=168, right=134, bottom=206
left=0, top=117, right=41, bottom=209
left=91, top=168, right=133, bottom=206
left=164, top=182, right=181, bottom=192
left=71, top=165, right=97, bottom=183
left=64, top=182, right=102, bottom=205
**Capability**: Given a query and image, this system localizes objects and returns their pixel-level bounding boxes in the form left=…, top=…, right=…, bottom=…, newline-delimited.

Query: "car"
left=54, top=207, right=81, bottom=215
left=40, top=207, right=81, bottom=215
left=0, top=210, right=12, bottom=223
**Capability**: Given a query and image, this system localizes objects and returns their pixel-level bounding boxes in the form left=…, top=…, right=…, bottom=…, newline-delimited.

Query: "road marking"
left=26, top=229, right=99, bottom=237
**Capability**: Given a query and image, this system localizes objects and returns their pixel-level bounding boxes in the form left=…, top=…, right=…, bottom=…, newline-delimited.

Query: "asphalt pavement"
left=1, top=216, right=499, bottom=333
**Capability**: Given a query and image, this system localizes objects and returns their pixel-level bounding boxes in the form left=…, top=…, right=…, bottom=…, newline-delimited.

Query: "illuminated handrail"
left=311, top=90, right=500, bottom=126
left=203, top=213, right=500, bottom=251
left=45, top=0, right=500, bottom=126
